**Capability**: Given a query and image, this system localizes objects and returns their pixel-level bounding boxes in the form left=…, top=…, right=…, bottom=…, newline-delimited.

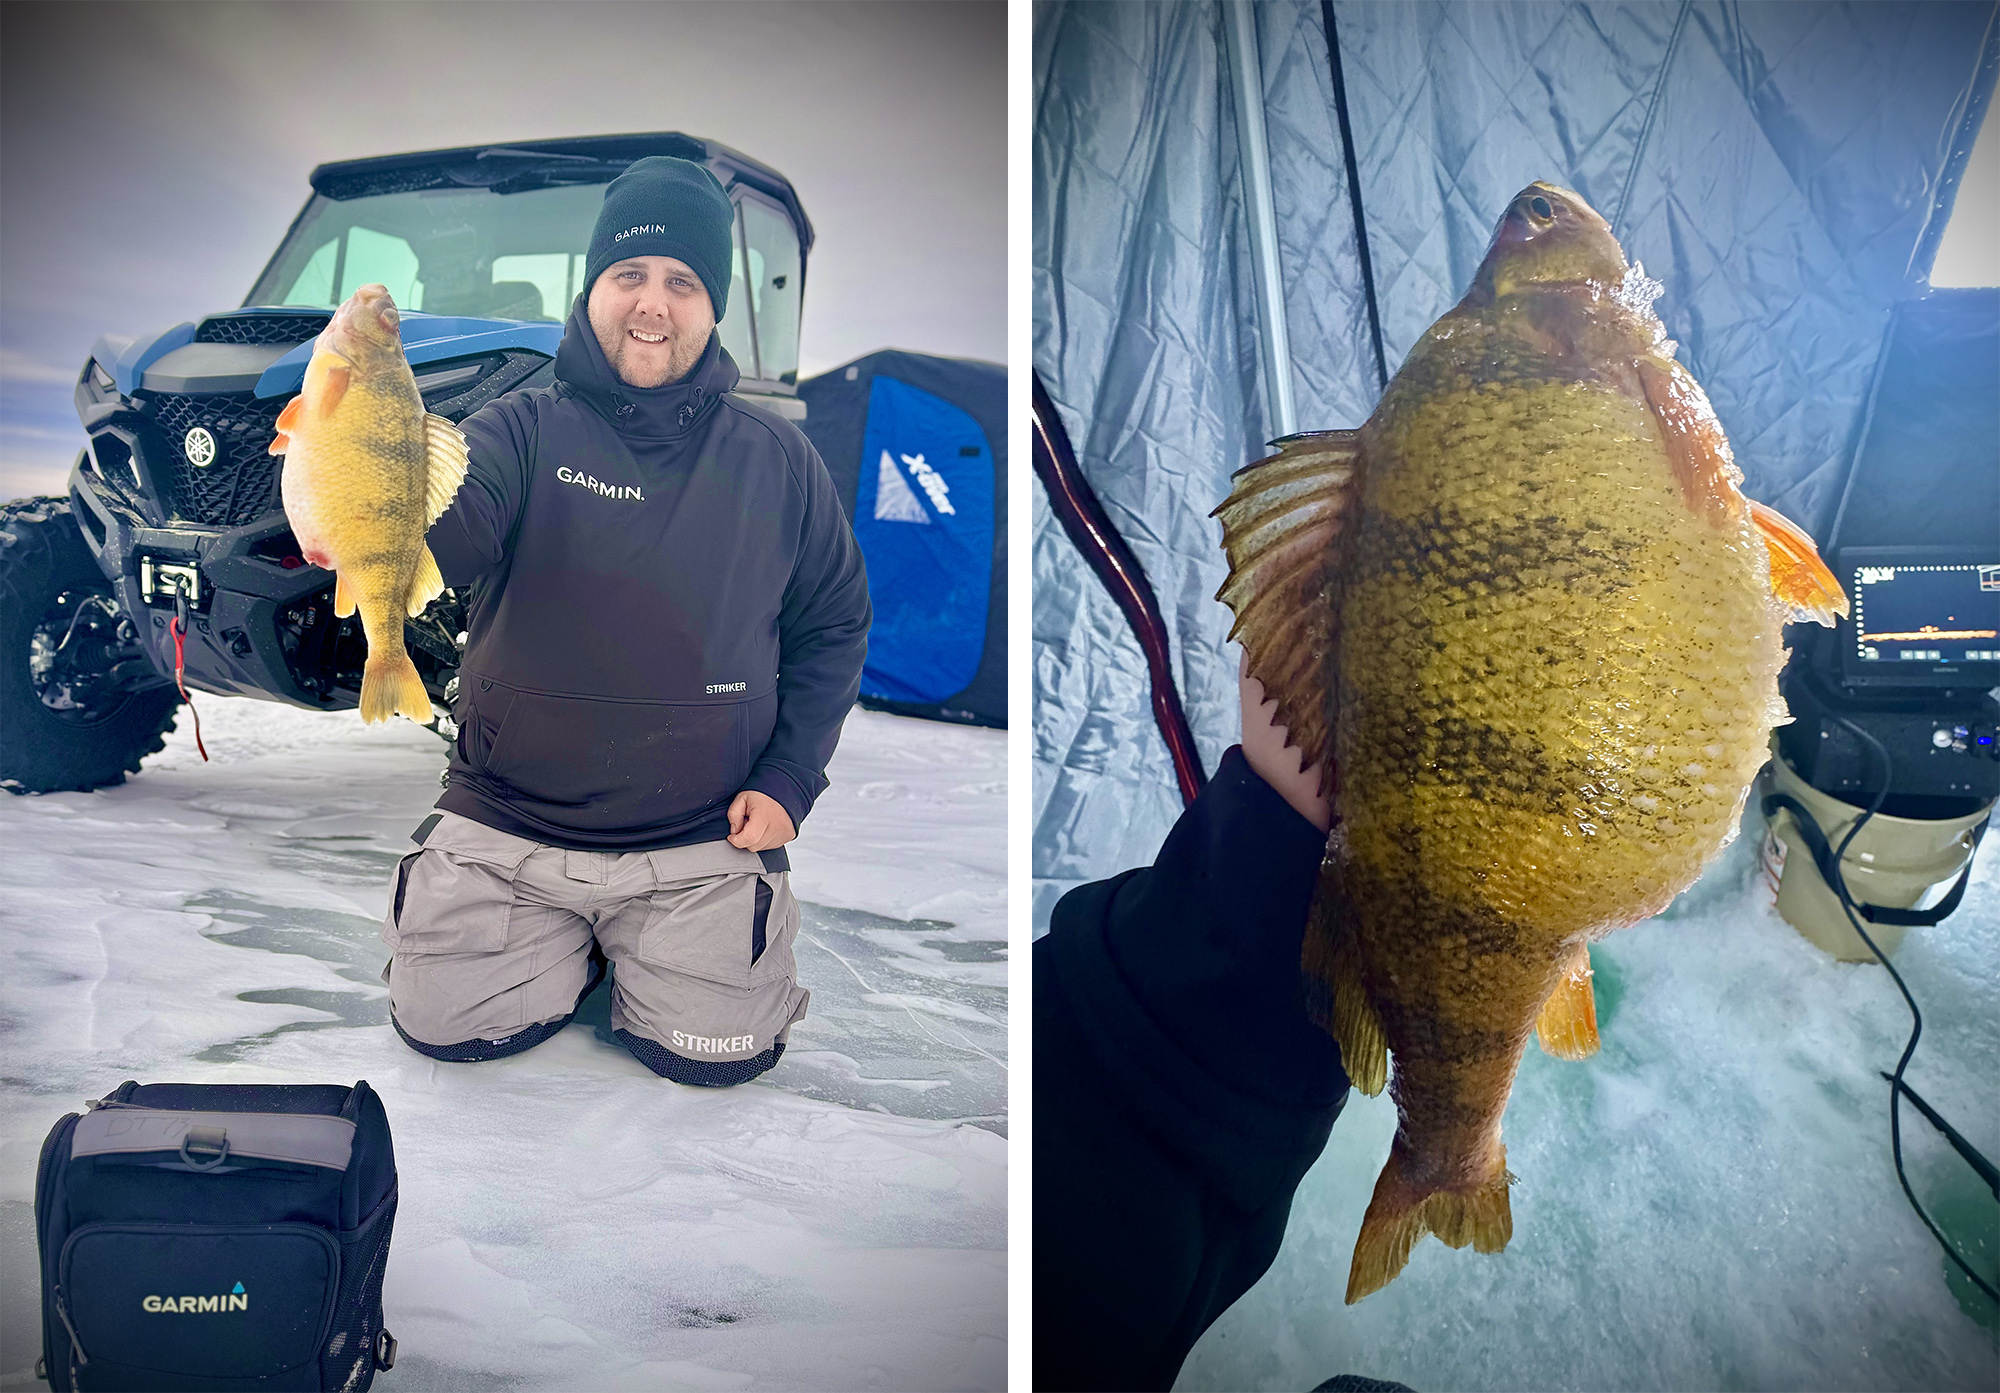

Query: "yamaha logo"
left=183, top=428, right=218, bottom=468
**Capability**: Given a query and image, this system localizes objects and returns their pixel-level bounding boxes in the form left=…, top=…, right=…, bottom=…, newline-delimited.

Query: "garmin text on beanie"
left=585, top=156, right=735, bottom=318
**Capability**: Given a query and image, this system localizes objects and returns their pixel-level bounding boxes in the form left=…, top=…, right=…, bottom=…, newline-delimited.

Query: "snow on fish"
left=1213, top=181, right=1848, bottom=1302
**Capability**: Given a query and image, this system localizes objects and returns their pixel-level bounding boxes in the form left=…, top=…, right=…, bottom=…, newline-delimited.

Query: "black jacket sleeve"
left=425, top=398, right=533, bottom=588
left=738, top=441, right=871, bottom=829
left=1033, top=746, right=1349, bottom=1392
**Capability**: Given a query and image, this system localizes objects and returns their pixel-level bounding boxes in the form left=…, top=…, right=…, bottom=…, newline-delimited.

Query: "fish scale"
left=1213, top=181, right=1847, bottom=1303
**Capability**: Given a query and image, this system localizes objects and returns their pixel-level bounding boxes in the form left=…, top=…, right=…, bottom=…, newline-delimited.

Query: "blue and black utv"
left=1, top=132, right=812, bottom=793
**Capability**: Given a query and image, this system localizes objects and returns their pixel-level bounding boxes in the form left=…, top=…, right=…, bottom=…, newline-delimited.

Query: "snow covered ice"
left=0, top=701, right=1005, bottom=1390
left=1179, top=807, right=1998, bottom=1392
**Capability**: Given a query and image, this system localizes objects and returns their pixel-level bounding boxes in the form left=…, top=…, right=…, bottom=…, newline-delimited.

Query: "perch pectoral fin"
left=1301, top=858, right=1388, bottom=1095
left=405, top=546, right=443, bottom=617
left=1535, top=944, right=1600, bottom=1060
left=1749, top=499, right=1847, bottom=626
left=270, top=396, right=302, bottom=454
left=307, top=353, right=351, bottom=418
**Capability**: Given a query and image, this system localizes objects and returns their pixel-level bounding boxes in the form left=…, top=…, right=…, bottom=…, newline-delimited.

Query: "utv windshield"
left=245, top=181, right=803, bottom=385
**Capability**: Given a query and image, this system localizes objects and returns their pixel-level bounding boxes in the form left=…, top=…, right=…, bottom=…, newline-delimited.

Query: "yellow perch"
left=272, top=285, right=468, bottom=724
left=1213, top=182, right=1848, bottom=1303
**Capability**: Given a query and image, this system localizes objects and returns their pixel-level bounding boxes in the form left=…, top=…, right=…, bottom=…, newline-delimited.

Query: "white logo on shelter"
left=901, top=453, right=956, bottom=516
left=871, top=451, right=956, bottom=524
left=873, top=450, right=930, bottom=524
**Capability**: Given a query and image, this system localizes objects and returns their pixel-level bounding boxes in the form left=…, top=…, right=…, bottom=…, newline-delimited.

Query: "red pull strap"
left=169, top=613, right=208, bottom=763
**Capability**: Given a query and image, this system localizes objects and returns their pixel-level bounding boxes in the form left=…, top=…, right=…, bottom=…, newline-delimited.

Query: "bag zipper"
left=36, top=1112, right=80, bottom=1389
left=54, top=1286, right=88, bottom=1369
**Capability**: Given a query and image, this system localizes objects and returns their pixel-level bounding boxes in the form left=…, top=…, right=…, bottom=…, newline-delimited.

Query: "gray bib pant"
left=381, top=811, right=809, bottom=1087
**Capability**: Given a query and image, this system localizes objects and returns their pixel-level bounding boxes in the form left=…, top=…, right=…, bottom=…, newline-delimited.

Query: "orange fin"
left=332, top=572, right=356, bottom=619
left=1637, top=356, right=1743, bottom=525
left=1535, top=943, right=1600, bottom=1060
left=360, top=650, right=434, bottom=725
left=318, top=362, right=351, bottom=417
left=1212, top=430, right=1363, bottom=792
left=1302, top=860, right=1388, bottom=1095
left=269, top=395, right=302, bottom=455
left=405, top=546, right=444, bottom=617
left=1347, top=1144, right=1513, bottom=1303
left=1749, top=499, right=1847, bottom=626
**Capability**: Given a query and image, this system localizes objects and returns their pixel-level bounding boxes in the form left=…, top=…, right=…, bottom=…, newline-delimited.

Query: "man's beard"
left=599, top=322, right=707, bottom=389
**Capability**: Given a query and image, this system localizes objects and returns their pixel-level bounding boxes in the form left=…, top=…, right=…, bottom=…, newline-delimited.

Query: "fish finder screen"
left=1850, top=562, right=2000, bottom=665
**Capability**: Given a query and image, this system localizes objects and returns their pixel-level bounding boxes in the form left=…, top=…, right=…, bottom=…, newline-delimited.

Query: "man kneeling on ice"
left=382, top=156, right=870, bottom=1086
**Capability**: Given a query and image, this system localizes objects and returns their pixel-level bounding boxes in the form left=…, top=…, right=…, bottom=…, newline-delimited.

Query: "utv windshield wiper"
left=448, top=148, right=628, bottom=195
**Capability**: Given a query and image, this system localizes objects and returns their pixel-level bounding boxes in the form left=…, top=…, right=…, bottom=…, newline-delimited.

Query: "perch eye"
left=1529, top=195, right=1555, bottom=220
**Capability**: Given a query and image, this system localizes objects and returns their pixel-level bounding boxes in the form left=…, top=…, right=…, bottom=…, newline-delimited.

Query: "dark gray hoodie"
left=425, top=299, right=870, bottom=851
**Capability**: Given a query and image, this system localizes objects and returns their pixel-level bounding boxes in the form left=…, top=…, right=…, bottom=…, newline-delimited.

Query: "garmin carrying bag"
left=33, top=1080, right=399, bottom=1392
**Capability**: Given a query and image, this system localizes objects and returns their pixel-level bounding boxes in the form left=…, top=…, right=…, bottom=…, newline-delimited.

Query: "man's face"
left=587, top=255, right=716, bottom=389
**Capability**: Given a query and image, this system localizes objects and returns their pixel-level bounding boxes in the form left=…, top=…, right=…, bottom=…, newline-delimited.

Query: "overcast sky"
left=0, top=0, right=1004, bottom=498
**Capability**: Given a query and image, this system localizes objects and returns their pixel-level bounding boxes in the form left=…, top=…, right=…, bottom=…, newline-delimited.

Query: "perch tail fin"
left=1346, top=1144, right=1513, bottom=1304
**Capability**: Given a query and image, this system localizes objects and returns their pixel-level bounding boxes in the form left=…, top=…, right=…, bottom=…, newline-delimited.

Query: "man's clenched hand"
left=727, top=789, right=797, bottom=851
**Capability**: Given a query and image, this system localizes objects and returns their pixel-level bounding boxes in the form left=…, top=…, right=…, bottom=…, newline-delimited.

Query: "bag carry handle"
left=1762, top=793, right=1988, bottom=928
left=177, top=1124, right=229, bottom=1171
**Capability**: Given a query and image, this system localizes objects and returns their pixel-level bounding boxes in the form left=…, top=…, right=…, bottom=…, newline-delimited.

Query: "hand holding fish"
left=1215, top=182, right=1847, bottom=1302
left=271, top=285, right=470, bottom=724
left=1240, top=648, right=1331, bottom=833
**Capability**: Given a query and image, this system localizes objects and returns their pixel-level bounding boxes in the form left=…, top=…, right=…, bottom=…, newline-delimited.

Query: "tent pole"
left=1222, top=0, right=1298, bottom=439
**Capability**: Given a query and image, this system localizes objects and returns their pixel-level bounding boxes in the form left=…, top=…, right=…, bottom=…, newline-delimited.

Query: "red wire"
left=170, top=617, right=209, bottom=762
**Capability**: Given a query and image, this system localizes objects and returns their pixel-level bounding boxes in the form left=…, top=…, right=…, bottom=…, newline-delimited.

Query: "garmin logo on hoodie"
left=143, top=1281, right=248, bottom=1313
left=555, top=466, right=645, bottom=502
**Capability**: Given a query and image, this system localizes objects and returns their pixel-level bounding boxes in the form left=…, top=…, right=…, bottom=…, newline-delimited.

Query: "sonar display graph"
left=1852, top=563, right=2000, bottom=663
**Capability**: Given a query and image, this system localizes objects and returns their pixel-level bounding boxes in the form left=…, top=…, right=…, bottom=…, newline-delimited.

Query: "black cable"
left=1319, top=0, right=1388, bottom=395
left=1817, top=716, right=1997, bottom=1304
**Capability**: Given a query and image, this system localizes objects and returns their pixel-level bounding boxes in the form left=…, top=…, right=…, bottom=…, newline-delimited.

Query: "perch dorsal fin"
left=422, top=413, right=470, bottom=530
left=1212, top=430, right=1363, bottom=791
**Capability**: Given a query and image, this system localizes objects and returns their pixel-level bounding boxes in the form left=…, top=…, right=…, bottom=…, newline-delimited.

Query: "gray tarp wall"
left=1032, top=0, right=1998, bottom=926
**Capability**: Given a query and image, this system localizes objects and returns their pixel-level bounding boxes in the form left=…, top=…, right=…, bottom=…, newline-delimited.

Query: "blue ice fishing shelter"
left=798, top=350, right=1006, bottom=727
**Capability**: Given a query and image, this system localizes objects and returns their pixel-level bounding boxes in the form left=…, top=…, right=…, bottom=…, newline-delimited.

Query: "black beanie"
left=584, top=156, right=734, bottom=318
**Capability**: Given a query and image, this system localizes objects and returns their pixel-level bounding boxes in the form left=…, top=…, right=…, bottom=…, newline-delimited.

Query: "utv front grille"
left=142, top=391, right=287, bottom=527
left=194, top=313, right=331, bottom=346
